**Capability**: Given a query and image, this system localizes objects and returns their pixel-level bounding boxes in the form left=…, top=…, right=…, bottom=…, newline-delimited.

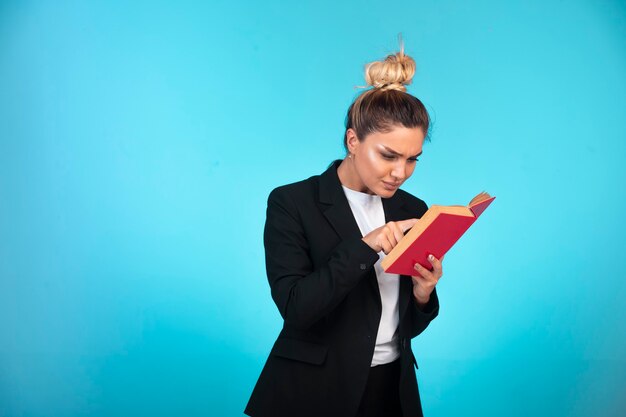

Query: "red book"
left=381, top=192, right=495, bottom=275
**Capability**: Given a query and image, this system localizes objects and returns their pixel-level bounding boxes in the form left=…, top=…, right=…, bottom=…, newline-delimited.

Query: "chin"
left=379, top=188, right=397, bottom=198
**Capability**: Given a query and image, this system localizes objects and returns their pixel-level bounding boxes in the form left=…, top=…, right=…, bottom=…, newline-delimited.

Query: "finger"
left=385, top=222, right=404, bottom=247
left=398, top=218, right=419, bottom=233
left=418, top=263, right=441, bottom=285
left=383, top=225, right=398, bottom=247
left=412, top=271, right=423, bottom=279
left=383, top=240, right=393, bottom=255
left=379, top=236, right=393, bottom=254
left=413, top=262, right=432, bottom=279
left=427, top=254, right=444, bottom=278
left=376, top=236, right=386, bottom=252
left=427, top=254, right=441, bottom=269
left=389, top=222, right=405, bottom=246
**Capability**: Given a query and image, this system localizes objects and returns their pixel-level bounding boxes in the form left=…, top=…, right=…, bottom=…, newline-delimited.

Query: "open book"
left=381, top=192, right=496, bottom=275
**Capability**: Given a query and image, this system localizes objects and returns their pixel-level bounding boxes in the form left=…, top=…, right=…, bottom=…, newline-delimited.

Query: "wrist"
left=414, top=292, right=430, bottom=307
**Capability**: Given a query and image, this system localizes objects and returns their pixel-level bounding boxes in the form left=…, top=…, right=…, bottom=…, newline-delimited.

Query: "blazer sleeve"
left=264, top=187, right=380, bottom=330
left=409, top=287, right=439, bottom=339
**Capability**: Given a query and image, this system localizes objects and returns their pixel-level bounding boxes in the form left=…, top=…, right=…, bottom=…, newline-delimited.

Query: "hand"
left=361, top=218, right=418, bottom=254
left=412, top=254, right=444, bottom=306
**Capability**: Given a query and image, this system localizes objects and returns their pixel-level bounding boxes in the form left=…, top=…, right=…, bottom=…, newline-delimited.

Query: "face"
left=346, top=125, right=425, bottom=197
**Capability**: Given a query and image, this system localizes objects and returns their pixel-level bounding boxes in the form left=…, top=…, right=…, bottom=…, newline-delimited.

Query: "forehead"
left=365, top=126, right=425, bottom=153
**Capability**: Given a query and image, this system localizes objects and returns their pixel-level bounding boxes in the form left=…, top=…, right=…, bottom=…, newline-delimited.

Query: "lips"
left=383, top=181, right=401, bottom=190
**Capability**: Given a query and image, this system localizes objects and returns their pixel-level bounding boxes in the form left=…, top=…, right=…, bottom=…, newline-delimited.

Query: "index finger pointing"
left=398, top=218, right=419, bottom=233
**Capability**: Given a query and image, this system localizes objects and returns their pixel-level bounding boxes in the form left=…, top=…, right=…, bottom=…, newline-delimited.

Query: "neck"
left=337, top=158, right=372, bottom=194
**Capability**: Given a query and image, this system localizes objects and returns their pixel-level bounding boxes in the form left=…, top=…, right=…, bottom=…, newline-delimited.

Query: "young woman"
left=245, top=43, right=444, bottom=417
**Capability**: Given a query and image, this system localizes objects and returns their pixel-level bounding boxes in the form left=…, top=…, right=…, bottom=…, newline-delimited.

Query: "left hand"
left=412, top=254, right=444, bottom=306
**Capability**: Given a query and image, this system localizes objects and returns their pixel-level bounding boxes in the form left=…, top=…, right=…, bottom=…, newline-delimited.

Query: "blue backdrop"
left=1, top=1, right=625, bottom=416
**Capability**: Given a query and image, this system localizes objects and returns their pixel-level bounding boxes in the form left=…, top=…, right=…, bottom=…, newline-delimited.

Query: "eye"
left=408, top=158, right=419, bottom=163
left=381, top=153, right=395, bottom=160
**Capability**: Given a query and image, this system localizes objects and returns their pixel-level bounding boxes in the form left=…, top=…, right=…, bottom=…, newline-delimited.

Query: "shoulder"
left=267, top=175, right=320, bottom=216
left=267, top=173, right=320, bottom=205
left=394, top=188, right=429, bottom=213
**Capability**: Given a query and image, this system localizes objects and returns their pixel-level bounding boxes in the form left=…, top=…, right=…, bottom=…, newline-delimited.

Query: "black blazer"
left=245, top=159, right=439, bottom=417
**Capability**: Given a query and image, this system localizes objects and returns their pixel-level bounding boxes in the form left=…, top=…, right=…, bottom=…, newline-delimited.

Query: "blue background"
left=1, top=1, right=625, bottom=416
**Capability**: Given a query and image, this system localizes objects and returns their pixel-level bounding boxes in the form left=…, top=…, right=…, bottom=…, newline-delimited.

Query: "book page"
left=468, top=191, right=492, bottom=207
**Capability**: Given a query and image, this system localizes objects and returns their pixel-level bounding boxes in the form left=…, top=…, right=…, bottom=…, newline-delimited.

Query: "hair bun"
left=364, top=46, right=416, bottom=92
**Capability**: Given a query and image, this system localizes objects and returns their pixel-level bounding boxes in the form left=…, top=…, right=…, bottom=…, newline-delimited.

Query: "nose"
left=390, top=161, right=407, bottom=182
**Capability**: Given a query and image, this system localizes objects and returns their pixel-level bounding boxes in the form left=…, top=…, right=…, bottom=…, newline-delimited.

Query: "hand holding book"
left=412, top=252, right=444, bottom=307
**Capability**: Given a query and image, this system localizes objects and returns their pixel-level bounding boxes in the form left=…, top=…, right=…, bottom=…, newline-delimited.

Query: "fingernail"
left=429, top=254, right=434, bottom=261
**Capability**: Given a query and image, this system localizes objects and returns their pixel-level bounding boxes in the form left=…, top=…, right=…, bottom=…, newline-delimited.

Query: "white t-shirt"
left=341, top=185, right=400, bottom=366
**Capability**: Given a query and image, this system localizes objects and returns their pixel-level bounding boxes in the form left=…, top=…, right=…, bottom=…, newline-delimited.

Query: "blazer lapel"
left=318, top=160, right=382, bottom=322
left=318, top=160, right=363, bottom=242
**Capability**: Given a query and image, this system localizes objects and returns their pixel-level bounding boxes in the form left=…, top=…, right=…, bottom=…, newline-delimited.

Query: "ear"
left=345, top=128, right=360, bottom=154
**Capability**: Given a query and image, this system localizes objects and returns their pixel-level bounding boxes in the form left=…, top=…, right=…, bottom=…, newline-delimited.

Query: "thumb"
left=398, top=218, right=419, bottom=233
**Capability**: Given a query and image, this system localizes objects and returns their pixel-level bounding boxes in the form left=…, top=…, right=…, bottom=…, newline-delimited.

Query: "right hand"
left=362, top=218, right=419, bottom=254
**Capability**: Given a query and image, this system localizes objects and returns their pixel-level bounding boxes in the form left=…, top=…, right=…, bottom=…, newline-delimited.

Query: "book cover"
left=381, top=192, right=496, bottom=275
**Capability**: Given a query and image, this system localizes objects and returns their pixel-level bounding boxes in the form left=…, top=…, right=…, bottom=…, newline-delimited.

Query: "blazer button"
left=359, top=263, right=367, bottom=270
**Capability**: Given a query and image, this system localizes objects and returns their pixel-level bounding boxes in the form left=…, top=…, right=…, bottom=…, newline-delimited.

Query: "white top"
left=341, top=185, right=400, bottom=366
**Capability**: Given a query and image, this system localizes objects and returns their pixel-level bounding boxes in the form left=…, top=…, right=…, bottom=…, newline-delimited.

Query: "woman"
left=245, top=43, right=444, bottom=417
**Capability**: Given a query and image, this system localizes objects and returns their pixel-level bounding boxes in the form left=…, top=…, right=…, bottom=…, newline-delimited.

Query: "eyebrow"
left=380, top=145, right=422, bottom=158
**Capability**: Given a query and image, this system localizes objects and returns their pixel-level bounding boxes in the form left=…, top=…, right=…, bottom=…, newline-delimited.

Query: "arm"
left=409, top=253, right=443, bottom=338
left=264, top=188, right=380, bottom=330
left=409, top=287, right=439, bottom=339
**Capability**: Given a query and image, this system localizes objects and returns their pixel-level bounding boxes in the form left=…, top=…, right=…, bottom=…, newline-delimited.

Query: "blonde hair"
left=344, top=35, right=430, bottom=151
left=362, top=37, right=416, bottom=92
